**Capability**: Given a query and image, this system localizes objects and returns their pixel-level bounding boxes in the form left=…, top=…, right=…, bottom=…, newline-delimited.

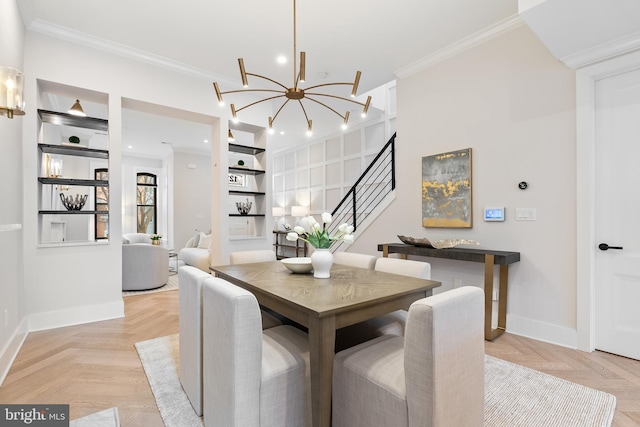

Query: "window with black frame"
left=137, top=172, right=157, bottom=234
left=94, top=168, right=109, bottom=240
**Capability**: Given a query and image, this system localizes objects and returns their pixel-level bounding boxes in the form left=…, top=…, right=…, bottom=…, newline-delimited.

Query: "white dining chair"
left=202, top=276, right=311, bottom=427
left=332, top=287, right=485, bottom=427
left=229, top=249, right=277, bottom=265
left=333, top=251, right=377, bottom=269
left=335, top=257, right=431, bottom=351
left=178, top=266, right=281, bottom=416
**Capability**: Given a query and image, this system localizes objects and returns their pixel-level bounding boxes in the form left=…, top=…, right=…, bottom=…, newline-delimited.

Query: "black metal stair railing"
left=328, top=132, right=396, bottom=252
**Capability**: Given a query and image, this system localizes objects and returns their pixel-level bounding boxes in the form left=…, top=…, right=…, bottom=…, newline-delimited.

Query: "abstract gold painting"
left=422, top=148, right=472, bottom=228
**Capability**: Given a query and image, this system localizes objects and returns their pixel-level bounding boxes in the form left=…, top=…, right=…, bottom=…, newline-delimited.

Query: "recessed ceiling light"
left=280, top=131, right=285, bottom=135
left=127, top=145, right=133, bottom=149
left=204, top=139, right=209, bottom=143
left=277, top=55, right=287, bottom=64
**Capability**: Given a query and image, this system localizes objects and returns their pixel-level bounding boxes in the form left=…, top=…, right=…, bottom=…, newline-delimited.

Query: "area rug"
left=135, top=335, right=202, bottom=427
left=136, top=334, right=616, bottom=427
left=123, top=274, right=179, bottom=297
left=70, top=407, right=120, bottom=427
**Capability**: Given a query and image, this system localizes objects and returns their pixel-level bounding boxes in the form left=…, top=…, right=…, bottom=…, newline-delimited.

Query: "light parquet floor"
left=1, top=289, right=639, bottom=426
left=0, top=291, right=179, bottom=426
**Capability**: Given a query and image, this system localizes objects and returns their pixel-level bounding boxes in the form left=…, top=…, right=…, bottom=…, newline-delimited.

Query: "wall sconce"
left=0, top=66, right=25, bottom=119
left=68, top=99, right=86, bottom=117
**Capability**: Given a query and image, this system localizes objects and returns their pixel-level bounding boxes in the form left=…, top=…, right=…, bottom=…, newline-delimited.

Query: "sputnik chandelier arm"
left=212, top=0, right=371, bottom=136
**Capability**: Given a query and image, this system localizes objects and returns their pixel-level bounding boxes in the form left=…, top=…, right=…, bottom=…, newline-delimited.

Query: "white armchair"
left=202, top=277, right=310, bottom=427
left=179, top=266, right=282, bottom=416
left=332, top=287, right=485, bottom=427
left=122, top=243, right=169, bottom=290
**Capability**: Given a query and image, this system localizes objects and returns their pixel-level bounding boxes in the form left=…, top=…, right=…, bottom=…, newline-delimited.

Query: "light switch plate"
left=516, top=208, right=537, bottom=221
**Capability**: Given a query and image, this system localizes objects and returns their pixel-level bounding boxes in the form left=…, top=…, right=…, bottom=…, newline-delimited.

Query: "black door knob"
left=598, top=243, right=623, bottom=251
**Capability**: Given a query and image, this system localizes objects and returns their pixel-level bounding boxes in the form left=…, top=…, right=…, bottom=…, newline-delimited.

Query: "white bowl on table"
left=281, top=257, right=313, bottom=274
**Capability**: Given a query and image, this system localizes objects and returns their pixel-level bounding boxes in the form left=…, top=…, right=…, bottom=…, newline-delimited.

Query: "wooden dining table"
left=210, top=260, right=441, bottom=427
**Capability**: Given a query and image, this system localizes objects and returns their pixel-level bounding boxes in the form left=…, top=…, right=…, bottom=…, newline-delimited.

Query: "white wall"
left=173, top=150, right=212, bottom=249
left=0, top=0, right=27, bottom=385
left=350, top=25, right=578, bottom=347
left=20, top=31, right=225, bottom=331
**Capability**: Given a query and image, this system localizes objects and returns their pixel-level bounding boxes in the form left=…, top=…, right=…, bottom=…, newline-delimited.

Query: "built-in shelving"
left=229, top=190, right=266, bottom=196
left=38, top=143, right=109, bottom=159
left=229, top=166, right=265, bottom=175
left=38, top=177, right=109, bottom=187
left=38, top=109, right=108, bottom=131
left=37, top=108, right=110, bottom=244
left=229, top=143, right=265, bottom=156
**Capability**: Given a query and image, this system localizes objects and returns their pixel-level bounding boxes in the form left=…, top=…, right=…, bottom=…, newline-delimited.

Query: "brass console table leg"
left=484, top=254, right=507, bottom=341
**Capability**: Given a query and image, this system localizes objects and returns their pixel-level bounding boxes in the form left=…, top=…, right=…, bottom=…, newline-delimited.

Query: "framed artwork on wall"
left=228, top=172, right=245, bottom=187
left=421, top=148, right=472, bottom=228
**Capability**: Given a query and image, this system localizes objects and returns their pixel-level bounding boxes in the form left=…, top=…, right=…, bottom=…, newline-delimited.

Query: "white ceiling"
left=20, top=0, right=519, bottom=156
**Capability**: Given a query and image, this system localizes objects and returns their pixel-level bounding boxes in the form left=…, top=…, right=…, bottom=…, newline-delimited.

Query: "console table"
left=273, top=230, right=308, bottom=259
left=377, top=243, right=520, bottom=340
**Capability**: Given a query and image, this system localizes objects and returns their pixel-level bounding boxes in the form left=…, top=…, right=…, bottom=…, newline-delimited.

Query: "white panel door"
left=594, top=68, right=640, bottom=360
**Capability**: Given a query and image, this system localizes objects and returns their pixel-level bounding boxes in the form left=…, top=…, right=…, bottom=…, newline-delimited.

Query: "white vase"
left=311, top=248, right=333, bottom=279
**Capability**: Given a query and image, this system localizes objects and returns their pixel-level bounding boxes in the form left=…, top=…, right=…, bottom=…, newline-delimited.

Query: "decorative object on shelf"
left=286, top=212, right=354, bottom=278
left=68, top=135, right=80, bottom=144
left=0, top=66, right=25, bottom=119
left=228, top=173, right=245, bottom=187
left=150, top=234, right=163, bottom=245
left=397, top=235, right=479, bottom=250
left=46, top=155, right=63, bottom=177
left=59, top=193, right=88, bottom=211
left=422, top=148, right=472, bottom=228
left=281, top=257, right=313, bottom=274
left=68, top=99, right=86, bottom=117
left=212, top=0, right=371, bottom=137
left=236, top=198, right=252, bottom=215
left=227, top=129, right=235, bottom=142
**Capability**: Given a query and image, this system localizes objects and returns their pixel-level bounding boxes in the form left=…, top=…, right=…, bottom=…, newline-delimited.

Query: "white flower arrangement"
left=286, top=212, right=354, bottom=249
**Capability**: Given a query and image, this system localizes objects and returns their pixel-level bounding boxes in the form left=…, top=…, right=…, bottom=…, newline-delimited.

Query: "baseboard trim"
left=0, top=318, right=29, bottom=387
left=506, top=314, right=578, bottom=350
left=28, top=300, right=125, bottom=333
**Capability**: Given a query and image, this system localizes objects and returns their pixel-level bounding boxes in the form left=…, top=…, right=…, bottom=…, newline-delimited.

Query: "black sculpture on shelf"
left=59, top=193, right=88, bottom=211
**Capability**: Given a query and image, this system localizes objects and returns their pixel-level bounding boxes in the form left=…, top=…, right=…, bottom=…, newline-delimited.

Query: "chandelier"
left=213, top=0, right=371, bottom=137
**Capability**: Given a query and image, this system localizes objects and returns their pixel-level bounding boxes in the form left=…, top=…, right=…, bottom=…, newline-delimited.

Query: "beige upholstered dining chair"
left=229, top=249, right=277, bottom=265
left=335, top=257, right=431, bottom=350
left=178, top=266, right=281, bottom=416
left=202, top=277, right=311, bottom=427
left=332, top=286, right=485, bottom=427
left=333, top=251, right=377, bottom=269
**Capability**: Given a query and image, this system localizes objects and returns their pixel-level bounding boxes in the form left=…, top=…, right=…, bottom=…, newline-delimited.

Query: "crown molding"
left=395, top=14, right=525, bottom=79
left=27, top=19, right=238, bottom=87
left=562, top=30, right=640, bottom=70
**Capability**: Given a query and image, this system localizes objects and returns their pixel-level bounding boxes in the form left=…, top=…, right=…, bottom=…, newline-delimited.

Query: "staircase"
left=327, top=132, right=396, bottom=252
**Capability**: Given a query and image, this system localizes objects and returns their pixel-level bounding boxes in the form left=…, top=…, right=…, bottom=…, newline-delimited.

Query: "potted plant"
left=150, top=234, right=163, bottom=245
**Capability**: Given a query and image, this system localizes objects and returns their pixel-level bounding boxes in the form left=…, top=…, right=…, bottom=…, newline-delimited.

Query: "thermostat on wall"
left=484, top=207, right=505, bottom=222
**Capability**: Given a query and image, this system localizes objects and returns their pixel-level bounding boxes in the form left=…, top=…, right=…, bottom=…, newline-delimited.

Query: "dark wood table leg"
left=308, top=315, right=336, bottom=427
